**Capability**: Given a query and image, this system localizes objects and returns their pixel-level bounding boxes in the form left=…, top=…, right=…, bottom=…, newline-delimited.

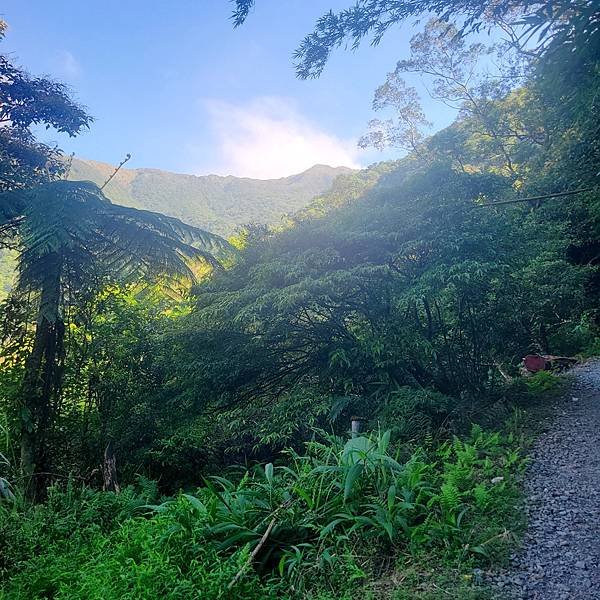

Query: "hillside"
left=69, top=159, right=354, bottom=236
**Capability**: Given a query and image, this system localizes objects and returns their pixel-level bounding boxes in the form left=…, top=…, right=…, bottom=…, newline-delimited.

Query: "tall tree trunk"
left=20, top=254, right=63, bottom=500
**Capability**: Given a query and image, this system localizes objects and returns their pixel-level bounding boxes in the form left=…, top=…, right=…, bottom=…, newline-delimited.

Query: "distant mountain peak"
left=68, top=158, right=354, bottom=236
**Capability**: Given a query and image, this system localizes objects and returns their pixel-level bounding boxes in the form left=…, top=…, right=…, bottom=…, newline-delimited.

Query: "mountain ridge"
left=69, top=158, right=354, bottom=236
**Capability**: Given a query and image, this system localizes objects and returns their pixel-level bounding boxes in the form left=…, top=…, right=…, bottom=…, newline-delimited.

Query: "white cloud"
left=200, top=97, right=362, bottom=179
left=57, top=50, right=81, bottom=79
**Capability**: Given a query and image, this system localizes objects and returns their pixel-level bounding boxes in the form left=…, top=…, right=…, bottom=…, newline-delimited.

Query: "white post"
left=351, top=416, right=365, bottom=438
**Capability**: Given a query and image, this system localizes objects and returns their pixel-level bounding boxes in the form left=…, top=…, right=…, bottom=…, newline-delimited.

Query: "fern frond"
left=0, top=180, right=234, bottom=302
left=439, top=483, right=460, bottom=514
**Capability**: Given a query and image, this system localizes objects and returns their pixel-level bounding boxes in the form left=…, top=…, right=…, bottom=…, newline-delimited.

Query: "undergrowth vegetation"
left=0, top=424, right=526, bottom=599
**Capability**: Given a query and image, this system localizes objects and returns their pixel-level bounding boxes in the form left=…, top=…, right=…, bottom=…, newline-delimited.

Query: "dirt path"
left=491, top=360, right=600, bottom=599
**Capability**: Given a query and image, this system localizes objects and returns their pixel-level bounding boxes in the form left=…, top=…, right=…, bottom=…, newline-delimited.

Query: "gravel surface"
left=491, top=360, right=600, bottom=599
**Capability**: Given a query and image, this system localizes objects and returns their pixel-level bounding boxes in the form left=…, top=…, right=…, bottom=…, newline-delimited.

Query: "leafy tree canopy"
left=0, top=24, right=92, bottom=192
left=232, top=0, right=599, bottom=78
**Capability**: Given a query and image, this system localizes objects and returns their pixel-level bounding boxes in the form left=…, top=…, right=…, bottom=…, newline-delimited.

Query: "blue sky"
left=1, top=1, right=458, bottom=178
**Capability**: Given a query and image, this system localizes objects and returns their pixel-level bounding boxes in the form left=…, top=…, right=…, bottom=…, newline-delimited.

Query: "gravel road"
left=491, top=360, right=600, bottom=599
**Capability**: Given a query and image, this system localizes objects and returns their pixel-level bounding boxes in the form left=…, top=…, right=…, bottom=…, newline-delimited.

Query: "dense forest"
left=1, top=1, right=599, bottom=598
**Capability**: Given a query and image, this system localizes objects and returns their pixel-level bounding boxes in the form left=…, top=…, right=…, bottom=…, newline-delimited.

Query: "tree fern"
left=0, top=179, right=233, bottom=497
left=9, top=181, right=232, bottom=297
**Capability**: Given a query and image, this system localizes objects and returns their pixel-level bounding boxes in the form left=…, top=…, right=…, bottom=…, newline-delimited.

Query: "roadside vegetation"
left=2, top=421, right=528, bottom=599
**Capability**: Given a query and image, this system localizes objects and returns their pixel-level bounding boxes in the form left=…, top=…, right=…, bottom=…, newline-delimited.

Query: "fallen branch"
left=228, top=498, right=293, bottom=590
left=494, top=361, right=513, bottom=382
left=228, top=515, right=278, bottom=590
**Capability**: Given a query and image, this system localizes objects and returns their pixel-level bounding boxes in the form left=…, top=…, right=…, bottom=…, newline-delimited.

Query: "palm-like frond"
left=0, top=180, right=234, bottom=297
left=0, top=188, right=27, bottom=246
left=0, top=188, right=26, bottom=223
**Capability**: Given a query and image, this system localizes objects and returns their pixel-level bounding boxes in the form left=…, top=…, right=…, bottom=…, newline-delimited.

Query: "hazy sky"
left=1, top=1, right=458, bottom=178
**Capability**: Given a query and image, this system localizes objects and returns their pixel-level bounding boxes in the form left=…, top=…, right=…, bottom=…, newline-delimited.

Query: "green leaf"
left=319, top=518, right=346, bottom=538
left=342, top=436, right=374, bottom=466
left=344, top=462, right=364, bottom=502
left=387, top=484, right=397, bottom=511
left=470, top=545, right=490, bottom=558
left=265, top=462, right=274, bottom=486
left=378, top=430, right=391, bottom=454
left=218, top=529, right=258, bottom=551
left=182, top=494, right=207, bottom=515
left=293, top=486, right=313, bottom=509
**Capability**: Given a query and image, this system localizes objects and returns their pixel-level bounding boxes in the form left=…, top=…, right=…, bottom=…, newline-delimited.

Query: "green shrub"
left=524, top=371, right=562, bottom=396
left=371, top=387, right=453, bottom=441
left=580, top=337, right=600, bottom=359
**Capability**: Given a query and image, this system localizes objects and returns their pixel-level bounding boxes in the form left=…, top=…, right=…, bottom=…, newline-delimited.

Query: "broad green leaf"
left=343, top=462, right=364, bottom=501
left=265, top=462, right=274, bottom=486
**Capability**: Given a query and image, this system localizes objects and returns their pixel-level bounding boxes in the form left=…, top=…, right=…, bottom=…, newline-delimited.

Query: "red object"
left=523, top=354, right=547, bottom=372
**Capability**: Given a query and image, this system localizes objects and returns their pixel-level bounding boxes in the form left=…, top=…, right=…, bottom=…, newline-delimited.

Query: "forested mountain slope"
left=68, top=159, right=353, bottom=236
left=103, top=21, right=599, bottom=486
